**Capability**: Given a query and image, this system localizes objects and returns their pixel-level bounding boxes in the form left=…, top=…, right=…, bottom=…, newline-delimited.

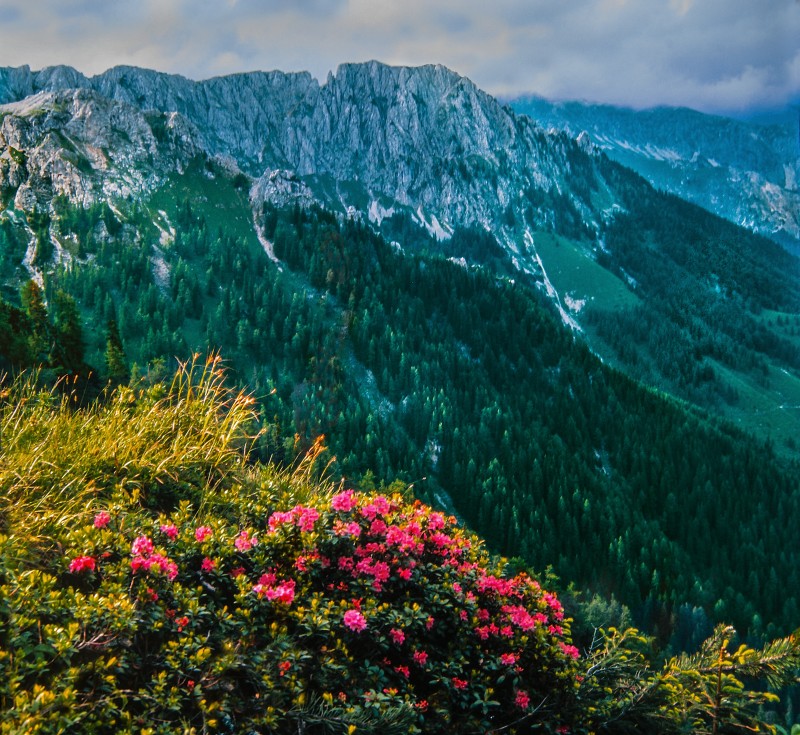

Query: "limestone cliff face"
left=0, top=86, right=201, bottom=211
left=0, top=61, right=585, bottom=239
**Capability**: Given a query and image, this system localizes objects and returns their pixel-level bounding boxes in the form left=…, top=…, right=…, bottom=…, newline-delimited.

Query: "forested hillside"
left=2, top=159, right=800, bottom=652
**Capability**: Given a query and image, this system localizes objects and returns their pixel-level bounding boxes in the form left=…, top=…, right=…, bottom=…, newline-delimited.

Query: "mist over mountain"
left=509, top=95, right=800, bottom=253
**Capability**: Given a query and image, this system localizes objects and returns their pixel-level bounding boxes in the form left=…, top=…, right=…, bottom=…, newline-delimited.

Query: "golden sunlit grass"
left=0, top=354, right=262, bottom=539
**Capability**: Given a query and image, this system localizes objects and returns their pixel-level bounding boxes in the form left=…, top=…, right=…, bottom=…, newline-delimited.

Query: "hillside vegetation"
left=1, top=358, right=799, bottom=734
left=1, top=177, right=800, bottom=649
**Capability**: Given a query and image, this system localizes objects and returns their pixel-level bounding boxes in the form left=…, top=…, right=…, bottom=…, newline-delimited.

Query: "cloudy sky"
left=0, top=0, right=797, bottom=115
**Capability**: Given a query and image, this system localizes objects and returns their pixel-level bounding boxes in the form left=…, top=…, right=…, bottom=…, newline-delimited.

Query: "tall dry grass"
left=0, top=354, right=261, bottom=539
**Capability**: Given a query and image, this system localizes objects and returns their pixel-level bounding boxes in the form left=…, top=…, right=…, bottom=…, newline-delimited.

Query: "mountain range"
left=509, top=95, right=800, bottom=253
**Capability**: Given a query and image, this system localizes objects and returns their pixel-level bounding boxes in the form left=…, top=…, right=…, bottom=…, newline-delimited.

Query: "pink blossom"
left=425, top=616, right=435, bottom=630
left=148, top=553, right=179, bottom=580
left=131, top=536, right=154, bottom=556
left=394, top=664, right=410, bottom=678
left=266, top=580, right=296, bottom=605
left=258, top=572, right=277, bottom=586
left=331, top=489, right=357, bottom=512
left=295, top=506, right=319, bottom=532
left=389, top=628, right=405, bottom=645
left=343, top=609, right=367, bottom=632
left=560, top=643, right=580, bottom=660
left=93, top=511, right=111, bottom=529
left=160, top=524, right=179, bottom=541
left=452, top=677, right=468, bottom=690
left=360, top=503, right=378, bottom=521
left=369, top=519, right=387, bottom=535
left=475, top=626, right=490, bottom=640
left=337, top=556, right=355, bottom=571
left=194, top=526, right=213, bottom=542
left=500, top=653, right=517, bottom=666
left=515, top=690, right=530, bottom=709
left=412, top=650, right=428, bottom=666
left=333, top=520, right=361, bottom=537
left=234, top=530, right=258, bottom=551
left=398, top=568, right=413, bottom=581
left=201, top=557, right=216, bottom=573
left=69, top=555, right=96, bottom=573
left=268, top=510, right=294, bottom=532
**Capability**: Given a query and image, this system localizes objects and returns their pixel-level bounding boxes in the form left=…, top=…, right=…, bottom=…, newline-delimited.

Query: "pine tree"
left=105, top=318, right=128, bottom=383
left=20, top=279, right=50, bottom=364
left=52, top=290, right=84, bottom=372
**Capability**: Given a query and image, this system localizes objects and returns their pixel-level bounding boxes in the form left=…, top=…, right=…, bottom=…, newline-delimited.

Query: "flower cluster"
left=130, top=534, right=178, bottom=580
left=48, top=490, right=578, bottom=734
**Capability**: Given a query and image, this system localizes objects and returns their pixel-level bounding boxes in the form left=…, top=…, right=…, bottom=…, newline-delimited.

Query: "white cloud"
left=0, top=0, right=796, bottom=114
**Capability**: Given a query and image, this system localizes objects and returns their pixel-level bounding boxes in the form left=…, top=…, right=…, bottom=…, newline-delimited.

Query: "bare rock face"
left=0, top=61, right=580, bottom=239
left=0, top=87, right=202, bottom=211
left=250, top=169, right=316, bottom=210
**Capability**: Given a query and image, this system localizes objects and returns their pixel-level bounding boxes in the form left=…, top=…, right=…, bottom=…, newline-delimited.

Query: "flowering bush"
left=0, top=487, right=580, bottom=733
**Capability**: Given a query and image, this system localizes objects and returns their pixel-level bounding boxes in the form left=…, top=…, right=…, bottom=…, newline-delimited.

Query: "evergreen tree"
left=52, top=290, right=84, bottom=372
left=20, top=279, right=50, bottom=364
left=105, top=318, right=129, bottom=383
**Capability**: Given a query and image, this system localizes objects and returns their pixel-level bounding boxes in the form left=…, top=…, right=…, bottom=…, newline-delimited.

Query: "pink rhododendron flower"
left=389, top=628, right=405, bottom=645
left=69, top=555, right=96, bottom=573
left=372, top=495, right=390, bottom=515
left=160, top=523, right=179, bottom=541
left=265, top=580, right=296, bottom=605
left=201, top=557, right=216, bottom=573
left=343, top=609, right=367, bottom=632
left=369, top=518, right=387, bottom=535
left=131, top=536, right=154, bottom=556
left=268, top=510, right=294, bottom=531
left=295, top=506, right=319, bottom=532
left=195, top=526, right=213, bottom=542
left=331, top=489, right=357, bottom=512
left=452, top=677, right=468, bottom=690
left=500, top=653, right=517, bottom=665
left=412, top=650, right=428, bottom=666
left=93, top=511, right=111, bottom=529
left=515, top=690, right=530, bottom=709
left=234, top=529, right=257, bottom=551
left=252, top=576, right=296, bottom=605
left=560, top=643, right=580, bottom=659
